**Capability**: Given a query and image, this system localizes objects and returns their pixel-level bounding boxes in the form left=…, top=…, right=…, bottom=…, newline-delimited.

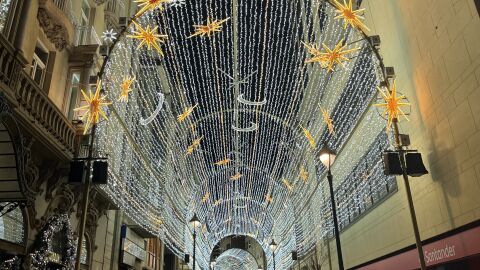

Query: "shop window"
left=63, top=70, right=82, bottom=120
left=0, top=202, right=25, bottom=245
left=0, top=0, right=12, bottom=34
left=31, top=43, right=49, bottom=88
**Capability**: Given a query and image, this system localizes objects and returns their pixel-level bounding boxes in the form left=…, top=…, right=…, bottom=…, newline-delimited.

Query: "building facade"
left=0, top=0, right=165, bottom=269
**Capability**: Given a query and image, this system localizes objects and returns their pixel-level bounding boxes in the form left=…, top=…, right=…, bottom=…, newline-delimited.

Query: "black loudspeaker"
left=92, top=161, right=108, bottom=184
left=382, top=152, right=403, bottom=175
left=405, top=152, right=428, bottom=177
left=69, top=161, right=85, bottom=183
left=292, top=251, right=298, bottom=261
left=184, top=254, right=190, bottom=263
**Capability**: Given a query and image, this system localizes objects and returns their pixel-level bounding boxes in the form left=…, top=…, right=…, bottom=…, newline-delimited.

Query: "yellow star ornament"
left=301, top=125, right=316, bottom=150
left=318, top=41, right=359, bottom=72
left=118, top=76, right=135, bottom=102
left=373, top=80, right=410, bottom=132
left=177, top=104, right=198, bottom=123
left=134, top=0, right=170, bottom=17
left=74, top=80, right=112, bottom=134
left=320, top=106, right=335, bottom=135
left=186, top=137, right=203, bottom=155
left=127, top=21, right=168, bottom=55
left=333, top=0, right=370, bottom=32
left=188, top=17, right=230, bottom=38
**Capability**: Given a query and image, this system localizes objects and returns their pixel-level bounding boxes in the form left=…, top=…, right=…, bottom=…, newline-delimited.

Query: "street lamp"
left=269, top=239, right=278, bottom=270
left=189, top=213, right=201, bottom=270
left=318, top=143, right=344, bottom=270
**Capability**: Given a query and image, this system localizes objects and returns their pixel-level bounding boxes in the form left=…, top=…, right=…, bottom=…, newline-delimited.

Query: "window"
left=78, top=0, right=91, bottom=45
left=0, top=0, right=12, bottom=33
left=0, top=202, right=25, bottom=245
left=31, top=44, right=49, bottom=88
left=63, top=71, right=82, bottom=120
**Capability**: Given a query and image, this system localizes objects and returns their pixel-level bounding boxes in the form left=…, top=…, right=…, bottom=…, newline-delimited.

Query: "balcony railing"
left=52, top=0, right=78, bottom=25
left=0, top=35, right=76, bottom=158
left=74, top=26, right=102, bottom=46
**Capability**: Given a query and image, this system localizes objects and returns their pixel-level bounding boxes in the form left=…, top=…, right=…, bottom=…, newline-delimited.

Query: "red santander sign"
left=356, top=226, right=480, bottom=270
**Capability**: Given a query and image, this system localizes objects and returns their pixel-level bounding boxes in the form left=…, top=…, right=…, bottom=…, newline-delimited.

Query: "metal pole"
left=75, top=124, right=97, bottom=270
left=392, top=119, right=426, bottom=270
left=193, top=228, right=196, bottom=270
left=327, top=169, right=344, bottom=270
left=273, top=250, right=276, bottom=270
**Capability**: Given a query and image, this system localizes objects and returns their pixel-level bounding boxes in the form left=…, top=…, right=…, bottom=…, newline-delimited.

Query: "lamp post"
left=189, top=213, right=201, bottom=270
left=318, top=143, right=344, bottom=270
left=269, top=239, right=278, bottom=270
left=392, top=119, right=427, bottom=270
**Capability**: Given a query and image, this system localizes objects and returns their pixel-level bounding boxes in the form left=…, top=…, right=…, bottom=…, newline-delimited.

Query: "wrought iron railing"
left=0, top=35, right=76, bottom=156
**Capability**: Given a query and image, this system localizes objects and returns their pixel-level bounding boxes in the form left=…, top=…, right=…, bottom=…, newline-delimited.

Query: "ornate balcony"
left=37, top=0, right=77, bottom=50
left=0, top=35, right=76, bottom=160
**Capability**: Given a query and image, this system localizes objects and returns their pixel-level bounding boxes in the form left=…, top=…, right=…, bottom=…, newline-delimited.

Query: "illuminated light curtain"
left=97, top=1, right=391, bottom=269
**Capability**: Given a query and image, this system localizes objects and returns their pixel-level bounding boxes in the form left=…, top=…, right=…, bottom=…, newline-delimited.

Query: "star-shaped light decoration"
left=101, top=29, right=117, bottom=44
left=127, top=21, right=168, bottom=55
left=265, top=194, right=273, bottom=203
left=302, top=42, right=328, bottom=68
left=201, top=192, right=210, bottom=203
left=188, top=17, right=230, bottom=38
left=214, top=199, right=222, bottom=206
left=333, top=0, right=370, bottom=32
left=373, top=80, right=410, bottom=132
left=177, top=104, right=197, bottom=122
left=118, top=76, right=135, bottom=102
left=74, top=80, right=112, bottom=134
left=320, top=106, right=335, bottom=135
left=230, top=172, right=242, bottom=181
left=282, top=179, right=293, bottom=191
left=317, top=41, right=360, bottom=72
left=299, top=165, right=308, bottom=182
left=186, top=137, right=202, bottom=155
left=214, top=158, right=231, bottom=166
left=134, top=0, right=170, bottom=17
left=300, top=125, right=316, bottom=150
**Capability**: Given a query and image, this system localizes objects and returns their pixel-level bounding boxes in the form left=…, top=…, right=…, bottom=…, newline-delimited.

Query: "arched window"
left=0, top=0, right=12, bottom=33
left=0, top=202, right=25, bottom=245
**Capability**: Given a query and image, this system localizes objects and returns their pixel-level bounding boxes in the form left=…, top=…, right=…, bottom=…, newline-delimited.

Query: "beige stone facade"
left=309, top=1, right=480, bottom=269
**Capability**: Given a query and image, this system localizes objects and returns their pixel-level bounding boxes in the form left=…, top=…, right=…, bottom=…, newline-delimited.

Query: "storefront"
left=352, top=221, right=480, bottom=270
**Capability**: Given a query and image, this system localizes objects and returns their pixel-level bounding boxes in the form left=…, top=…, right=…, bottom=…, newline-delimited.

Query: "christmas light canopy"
left=95, top=1, right=397, bottom=269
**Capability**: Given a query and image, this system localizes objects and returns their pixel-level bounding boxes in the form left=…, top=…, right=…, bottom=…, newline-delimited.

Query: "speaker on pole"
left=92, top=160, right=108, bottom=184
left=184, top=254, right=190, bottom=263
left=68, top=161, right=85, bottom=183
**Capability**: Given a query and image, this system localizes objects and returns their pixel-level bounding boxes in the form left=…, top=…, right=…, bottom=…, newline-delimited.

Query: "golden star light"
left=230, top=172, right=242, bottom=181
left=118, top=76, right=135, bottom=102
left=214, top=158, right=231, bottom=166
left=319, top=41, right=360, bottom=72
left=333, top=0, right=370, bottom=32
left=74, top=80, right=111, bottom=134
left=188, top=17, right=230, bottom=38
left=303, top=42, right=328, bottom=68
left=177, top=104, right=197, bottom=123
left=301, top=125, right=316, bottom=149
left=320, top=106, right=335, bottom=135
left=134, top=0, right=170, bottom=17
left=265, top=194, right=273, bottom=203
left=201, top=192, right=210, bottom=203
left=283, top=179, right=293, bottom=191
left=373, top=80, right=410, bottom=132
left=127, top=21, right=168, bottom=55
left=186, top=137, right=203, bottom=155
left=299, top=165, right=308, bottom=182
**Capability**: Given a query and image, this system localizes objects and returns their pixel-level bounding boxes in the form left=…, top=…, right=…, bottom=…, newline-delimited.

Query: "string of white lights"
left=95, top=0, right=393, bottom=269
